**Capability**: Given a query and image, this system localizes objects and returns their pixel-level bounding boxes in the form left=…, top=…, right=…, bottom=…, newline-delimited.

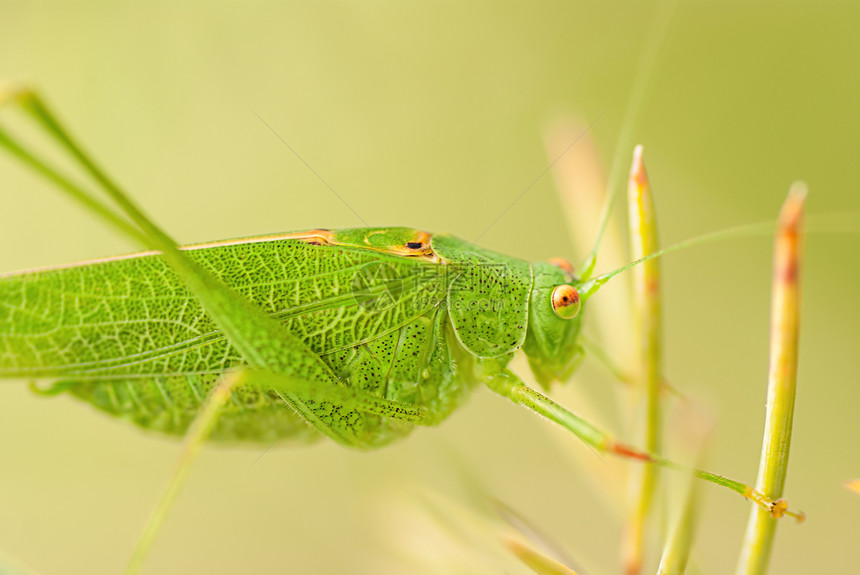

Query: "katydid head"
left=520, top=218, right=781, bottom=388
left=522, top=260, right=585, bottom=388
left=522, top=236, right=684, bottom=388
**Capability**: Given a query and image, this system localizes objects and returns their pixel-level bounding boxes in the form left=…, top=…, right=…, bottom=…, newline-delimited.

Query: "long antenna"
left=579, top=0, right=679, bottom=281
left=577, top=219, right=779, bottom=301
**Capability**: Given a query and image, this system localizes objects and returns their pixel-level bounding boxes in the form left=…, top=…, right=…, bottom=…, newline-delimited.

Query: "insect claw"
left=773, top=499, right=805, bottom=523
left=745, top=489, right=804, bottom=522
left=769, top=499, right=787, bottom=518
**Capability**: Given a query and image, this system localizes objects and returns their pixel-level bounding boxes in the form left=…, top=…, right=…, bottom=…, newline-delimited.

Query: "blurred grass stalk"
left=655, top=462, right=701, bottom=575
left=735, top=184, right=807, bottom=575
left=503, top=537, right=580, bottom=575
left=546, top=118, right=633, bottom=350
left=545, top=118, right=632, bottom=511
left=622, top=145, right=662, bottom=575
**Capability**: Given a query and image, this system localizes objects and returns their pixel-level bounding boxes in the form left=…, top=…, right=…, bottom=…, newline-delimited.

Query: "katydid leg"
left=485, top=370, right=804, bottom=521
left=124, top=370, right=249, bottom=575
left=255, top=370, right=425, bottom=427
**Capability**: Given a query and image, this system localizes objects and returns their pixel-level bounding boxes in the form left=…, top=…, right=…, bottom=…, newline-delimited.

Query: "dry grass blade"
left=623, top=145, right=662, bottom=575
left=545, top=117, right=632, bottom=351
left=503, top=536, right=580, bottom=575
left=735, top=184, right=807, bottom=575
left=491, top=500, right=582, bottom=572
left=543, top=117, right=628, bottom=511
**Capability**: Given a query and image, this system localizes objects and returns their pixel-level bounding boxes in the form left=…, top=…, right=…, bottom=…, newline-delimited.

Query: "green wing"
left=0, top=238, right=455, bottom=443
left=0, top=240, right=443, bottom=377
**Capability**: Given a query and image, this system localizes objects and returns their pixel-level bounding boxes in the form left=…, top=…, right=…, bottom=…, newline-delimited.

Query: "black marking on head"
left=406, top=242, right=423, bottom=249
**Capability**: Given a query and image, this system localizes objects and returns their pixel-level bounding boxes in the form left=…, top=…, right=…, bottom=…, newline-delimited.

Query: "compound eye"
left=551, top=284, right=581, bottom=319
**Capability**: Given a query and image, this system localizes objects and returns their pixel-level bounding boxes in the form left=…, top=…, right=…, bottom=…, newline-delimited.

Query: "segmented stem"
left=622, top=145, right=662, bottom=575
left=735, top=184, right=807, bottom=575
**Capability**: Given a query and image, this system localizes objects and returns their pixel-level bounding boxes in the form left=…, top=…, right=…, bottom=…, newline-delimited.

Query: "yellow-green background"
left=1, top=1, right=858, bottom=574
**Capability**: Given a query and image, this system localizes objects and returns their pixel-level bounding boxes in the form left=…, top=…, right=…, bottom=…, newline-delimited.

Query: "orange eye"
left=551, top=285, right=581, bottom=319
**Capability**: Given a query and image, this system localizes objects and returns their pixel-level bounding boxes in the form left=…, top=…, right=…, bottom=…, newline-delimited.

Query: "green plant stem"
left=622, top=145, right=662, bottom=575
left=735, top=184, right=807, bottom=575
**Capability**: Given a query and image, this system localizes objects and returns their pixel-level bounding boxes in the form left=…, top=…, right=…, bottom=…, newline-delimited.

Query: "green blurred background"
left=1, top=1, right=858, bottom=574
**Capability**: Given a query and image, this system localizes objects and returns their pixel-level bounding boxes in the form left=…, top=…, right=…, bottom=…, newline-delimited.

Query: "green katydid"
left=0, top=88, right=802, bottom=573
